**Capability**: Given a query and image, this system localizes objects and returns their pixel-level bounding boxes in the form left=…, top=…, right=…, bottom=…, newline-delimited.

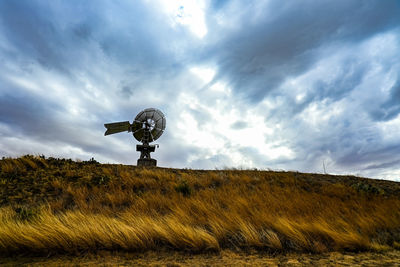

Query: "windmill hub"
left=104, top=108, right=166, bottom=167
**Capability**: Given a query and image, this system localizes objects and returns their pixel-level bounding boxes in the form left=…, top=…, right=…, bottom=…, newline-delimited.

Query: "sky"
left=0, top=0, right=399, bottom=181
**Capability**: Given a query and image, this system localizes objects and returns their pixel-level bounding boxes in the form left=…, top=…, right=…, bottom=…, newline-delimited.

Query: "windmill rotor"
left=130, top=108, right=166, bottom=143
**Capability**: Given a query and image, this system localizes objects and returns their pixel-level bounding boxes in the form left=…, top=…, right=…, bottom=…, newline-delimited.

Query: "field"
left=1, top=155, right=400, bottom=265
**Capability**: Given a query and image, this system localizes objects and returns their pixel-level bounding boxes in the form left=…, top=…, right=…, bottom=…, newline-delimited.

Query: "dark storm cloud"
left=0, top=0, right=192, bottom=78
left=371, top=79, right=400, bottom=121
left=205, top=0, right=400, bottom=102
left=337, top=143, right=400, bottom=167
left=0, top=1, right=65, bottom=71
left=364, top=159, right=400, bottom=171
left=311, top=61, right=367, bottom=102
left=0, top=85, right=104, bottom=155
left=0, top=0, right=399, bottom=179
left=265, top=58, right=370, bottom=121
left=231, top=121, right=248, bottom=130
left=0, top=92, right=62, bottom=137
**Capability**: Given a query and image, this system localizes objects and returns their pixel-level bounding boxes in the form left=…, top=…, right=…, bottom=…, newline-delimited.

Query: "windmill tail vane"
left=104, top=121, right=131, bottom=136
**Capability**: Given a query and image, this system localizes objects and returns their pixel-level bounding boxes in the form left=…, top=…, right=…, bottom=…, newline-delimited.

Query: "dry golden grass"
left=0, top=155, right=400, bottom=256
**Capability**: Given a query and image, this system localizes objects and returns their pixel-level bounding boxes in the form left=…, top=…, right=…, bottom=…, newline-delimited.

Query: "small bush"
left=175, top=180, right=192, bottom=196
left=85, top=157, right=99, bottom=165
left=14, top=206, right=39, bottom=222
left=91, top=174, right=111, bottom=186
left=352, top=182, right=385, bottom=195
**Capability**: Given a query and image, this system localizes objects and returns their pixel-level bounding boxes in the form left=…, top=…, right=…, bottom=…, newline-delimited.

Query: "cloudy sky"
left=0, top=0, right=399, bottom=180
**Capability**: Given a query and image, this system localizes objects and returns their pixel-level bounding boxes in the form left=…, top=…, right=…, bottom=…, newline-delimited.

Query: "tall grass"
left=0, top=155, right=400, bottom=255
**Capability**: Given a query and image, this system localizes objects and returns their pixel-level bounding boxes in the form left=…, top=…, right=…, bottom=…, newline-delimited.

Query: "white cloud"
left=157, top=0, right=208, bottom=38
left=0, top=0, right=400, bottom=180
left=174, top=88, right=294, bottom=168
left=190, top=66, right=216, bottom=83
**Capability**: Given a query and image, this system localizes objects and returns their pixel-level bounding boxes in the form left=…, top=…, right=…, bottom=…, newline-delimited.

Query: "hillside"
left=0, top=155, right=400, bottom=257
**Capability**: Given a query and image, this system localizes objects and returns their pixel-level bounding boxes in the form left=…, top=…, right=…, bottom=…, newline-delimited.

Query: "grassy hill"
left=0, top=155, right=400, bottom=256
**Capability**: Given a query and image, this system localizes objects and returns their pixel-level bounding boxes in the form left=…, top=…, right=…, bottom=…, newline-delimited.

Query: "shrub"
left=85, top=157, right=99, bottom=165
left=351, top=182, right=385, bottom=195
left=14, top=206, right=39, bottom=222
left=175, top=180, right=192, bottom=196
left=91, top=174, right=111, bottom=186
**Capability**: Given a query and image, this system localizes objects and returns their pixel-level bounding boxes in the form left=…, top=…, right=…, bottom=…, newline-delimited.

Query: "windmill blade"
left=154, top=117, right=166, bottom=131
left=104, top=121, right=131, bottom=136
left=133, top=128, right=145, bottom=141
left=148, top=130, right=155, bottom=142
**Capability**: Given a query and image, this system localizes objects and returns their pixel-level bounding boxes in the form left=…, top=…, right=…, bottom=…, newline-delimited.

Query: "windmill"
left=104, top=108, right=166, bottom=166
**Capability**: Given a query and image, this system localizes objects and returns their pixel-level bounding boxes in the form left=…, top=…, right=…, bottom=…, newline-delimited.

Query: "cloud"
left=372, top=79, right=400, bottom=121
left=364, top=159, right=400, bottom=171
left=231, top=121, right=248, bottom=130
left=0, top=0, right=399, bottom=181
left=204, top=0, right=400, bottom=101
